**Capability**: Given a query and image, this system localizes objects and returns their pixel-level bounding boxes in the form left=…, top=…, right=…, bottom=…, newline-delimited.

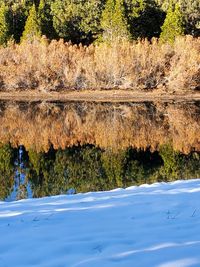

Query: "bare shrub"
left=0, top=36, right=199, bottom=92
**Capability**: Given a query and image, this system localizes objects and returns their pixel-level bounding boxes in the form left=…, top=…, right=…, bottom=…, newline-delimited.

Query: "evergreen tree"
left=11, top=3, right=27, bottom=43
left=51, top=0, right=104, bottom=44
left=38, top=0, right=57, bottom=39
left=100, top=0, right=130, bottom=42
left=125, top=0, right=165, bottom=39
left=178, top=0, right=200, bottom=36
left=21, top=4, right=41, bottom=42
left=160, top=3, right=185, bottom=42
left=100, top=0, right=116, bottom=40
left=79, top=0, right=105, bottom=43
left=0, top=1, right=36, bottom=43
left=0, top=3, right=12, bottom=45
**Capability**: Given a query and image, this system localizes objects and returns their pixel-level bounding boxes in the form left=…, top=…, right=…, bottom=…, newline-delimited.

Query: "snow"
left=0, top=179, right=200, bottom=267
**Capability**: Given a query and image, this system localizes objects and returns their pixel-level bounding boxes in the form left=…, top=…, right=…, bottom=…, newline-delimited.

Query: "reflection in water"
left=0, top=143, right=14, bottom=200
left=0, top=144, right=199, bottom=201
left=5, top=146, right=32, bottom=201
left=0, top=101, right=199, bottom=153
left=0, top=100, right=199, bottom=201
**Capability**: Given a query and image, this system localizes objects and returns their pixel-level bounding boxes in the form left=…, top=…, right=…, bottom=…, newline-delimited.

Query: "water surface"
left=0, top=100, right=199, bottom=201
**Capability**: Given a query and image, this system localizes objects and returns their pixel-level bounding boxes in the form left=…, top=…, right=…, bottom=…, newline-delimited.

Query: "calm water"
left=0, top=100, right=199, bottom=201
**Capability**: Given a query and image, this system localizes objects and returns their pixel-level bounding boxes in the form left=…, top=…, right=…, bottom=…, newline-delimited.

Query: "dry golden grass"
left=0, top=36, right=199, bottom=92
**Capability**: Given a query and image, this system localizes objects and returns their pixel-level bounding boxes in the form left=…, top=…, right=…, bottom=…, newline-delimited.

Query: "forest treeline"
left=0, top=0, right=199, bottom=45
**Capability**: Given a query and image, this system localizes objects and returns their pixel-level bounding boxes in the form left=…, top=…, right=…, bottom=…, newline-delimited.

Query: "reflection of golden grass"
left=0, top=102, right=199, bottom=153
left=0, top=36, right=199, bottom=92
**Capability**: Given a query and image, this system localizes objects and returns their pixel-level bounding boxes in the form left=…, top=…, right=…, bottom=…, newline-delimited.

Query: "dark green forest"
left=0, top=0, right=199, bottom=45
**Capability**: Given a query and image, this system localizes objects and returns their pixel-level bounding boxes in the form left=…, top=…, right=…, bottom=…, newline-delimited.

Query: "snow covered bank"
left=1, top=179, right=200, bottom=267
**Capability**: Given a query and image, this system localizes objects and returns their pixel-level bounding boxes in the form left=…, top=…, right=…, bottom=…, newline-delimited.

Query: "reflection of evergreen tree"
left=182, top=152, right=200, bottom=178
left=0, top=144, right=14, bottom=200
left=124, top=148, right=162, bottom=186
left=125, top=159, right=146, bottom=185
left=101, top=149, right=126, bottom=187
left=159, top=143, right=182, bottom=180
left=28, top=148, right=55, bottom=197
left=160, top=144, right=200, bottom=180
left=54, top=145, right=106, bottom=192
left=25, top=144, right=200, bottom=198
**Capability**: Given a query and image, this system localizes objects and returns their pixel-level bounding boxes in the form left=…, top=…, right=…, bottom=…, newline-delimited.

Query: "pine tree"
left=125, top=0, right=165, bottom=39
left=0, top=3, right=12, bottom=45
left=51, top=0, right=104, bottom=44
left=10, top=3, right=27, bottom=43
left=100, top=0, right=130, bottom=42
left=21, top=4, right=41, bottom=42
left=101, top=0, right=116, bottom=37
left=160, top=3, right=185, bottom=43
left=178, top=0, right=199, bottom=36
left=38, top=0, right=57, bottom=39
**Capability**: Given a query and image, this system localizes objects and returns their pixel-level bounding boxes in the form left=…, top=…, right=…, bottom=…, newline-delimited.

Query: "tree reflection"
left=0, top=144, right=199, bottom=201
left=0, top=144, right=15, bottom=199
left=27, top=145, right=200, bottom=199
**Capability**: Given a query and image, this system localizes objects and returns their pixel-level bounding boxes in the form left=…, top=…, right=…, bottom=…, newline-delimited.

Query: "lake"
left=0, top=100, right=199, bottom=201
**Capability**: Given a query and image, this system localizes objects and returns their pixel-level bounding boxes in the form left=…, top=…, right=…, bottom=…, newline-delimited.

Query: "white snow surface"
left=1, top=179, right=200, bottom=267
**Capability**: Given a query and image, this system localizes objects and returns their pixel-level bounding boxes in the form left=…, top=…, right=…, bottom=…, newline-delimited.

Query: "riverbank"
left=0, top=90, right=200, bottom=102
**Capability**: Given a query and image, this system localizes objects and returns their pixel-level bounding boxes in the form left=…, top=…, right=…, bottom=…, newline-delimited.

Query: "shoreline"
left=0, top=90, right=200, bottom=102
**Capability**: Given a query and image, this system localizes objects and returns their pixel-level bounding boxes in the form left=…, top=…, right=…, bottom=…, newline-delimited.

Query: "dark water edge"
left=0, top=144, right=199, bottom=201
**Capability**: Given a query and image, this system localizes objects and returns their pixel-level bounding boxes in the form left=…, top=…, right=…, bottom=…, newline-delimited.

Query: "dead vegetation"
left=0, top=36, right=199, bottom=92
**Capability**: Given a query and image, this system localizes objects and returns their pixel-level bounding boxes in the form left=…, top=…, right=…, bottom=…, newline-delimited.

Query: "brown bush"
left=0, top=36, right=199, bottom=92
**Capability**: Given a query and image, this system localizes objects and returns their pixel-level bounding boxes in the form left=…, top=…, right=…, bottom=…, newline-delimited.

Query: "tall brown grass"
left=0, top=36, right=199, bottom=92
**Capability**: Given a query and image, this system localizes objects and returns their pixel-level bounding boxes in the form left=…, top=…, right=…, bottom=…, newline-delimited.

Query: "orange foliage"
left=0, top=101, right=199, bottom=153
left=0, top=36, right=199, bottom=92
